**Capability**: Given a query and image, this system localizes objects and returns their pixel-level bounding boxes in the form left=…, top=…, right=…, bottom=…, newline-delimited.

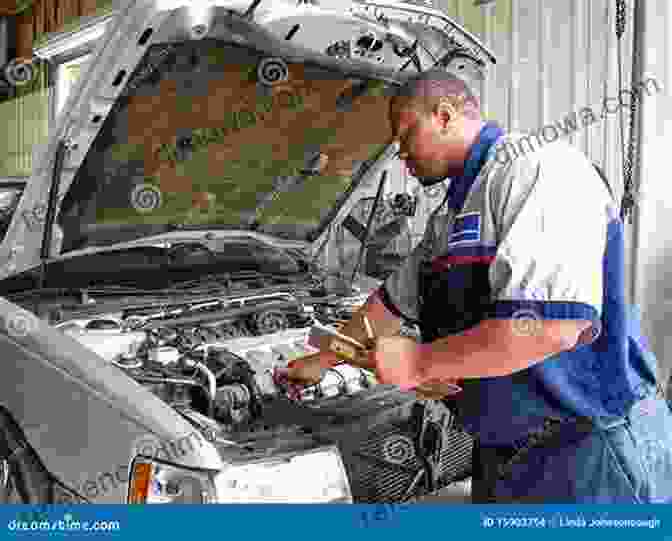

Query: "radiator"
left=262, top=385, right=474, bottom=502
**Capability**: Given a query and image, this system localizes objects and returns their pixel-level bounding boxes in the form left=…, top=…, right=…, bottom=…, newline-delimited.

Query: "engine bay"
left=36, top=286, right=472, bottom=502
left=53, top=288, right=373, bottom=430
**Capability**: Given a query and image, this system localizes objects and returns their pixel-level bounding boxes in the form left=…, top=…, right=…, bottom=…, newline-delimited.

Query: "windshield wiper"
left=165, top=269, right=312, bottom=290
left=7, top=285, right=162, bottom=302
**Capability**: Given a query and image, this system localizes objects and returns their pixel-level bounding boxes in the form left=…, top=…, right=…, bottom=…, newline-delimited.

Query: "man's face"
left=389, top=98, right=460, bottom=182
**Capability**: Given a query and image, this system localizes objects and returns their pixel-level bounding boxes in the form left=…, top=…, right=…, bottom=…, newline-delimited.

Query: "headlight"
left=214, top=446, right=352, bottom=503
left=128, top=445, right=352, bottom=503
left=127, top=458, right=216, bottom=504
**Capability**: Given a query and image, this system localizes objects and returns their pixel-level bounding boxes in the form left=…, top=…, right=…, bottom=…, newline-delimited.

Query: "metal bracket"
left=401, top=401, right=449, bottom=498
left=0, top=459, right=9, bottom=494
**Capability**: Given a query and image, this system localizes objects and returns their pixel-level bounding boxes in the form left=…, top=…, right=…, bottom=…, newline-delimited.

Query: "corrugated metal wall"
left=629, top=0, right=672, bottom=390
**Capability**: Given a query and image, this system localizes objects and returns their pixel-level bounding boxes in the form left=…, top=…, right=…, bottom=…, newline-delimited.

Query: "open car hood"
left=0, top=0, right=495, bottom=281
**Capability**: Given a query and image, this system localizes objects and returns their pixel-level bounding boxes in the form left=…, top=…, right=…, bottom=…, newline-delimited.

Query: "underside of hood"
left=58, top=40, right=394, bottom=248
left=0, top=0, right=495, bottom=280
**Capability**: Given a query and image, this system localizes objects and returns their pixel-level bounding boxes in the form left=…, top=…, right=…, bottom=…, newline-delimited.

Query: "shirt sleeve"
left=486, top=139, right=610, bottom=343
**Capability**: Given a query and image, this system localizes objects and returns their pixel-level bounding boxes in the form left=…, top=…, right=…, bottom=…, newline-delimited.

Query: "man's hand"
left=285, top=289, right=401, bottom=385
left=285, top=350, right=339, bottom=384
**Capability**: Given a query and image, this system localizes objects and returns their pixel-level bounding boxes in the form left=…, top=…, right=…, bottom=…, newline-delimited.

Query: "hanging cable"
left=615, top=0, right=640, bottom=224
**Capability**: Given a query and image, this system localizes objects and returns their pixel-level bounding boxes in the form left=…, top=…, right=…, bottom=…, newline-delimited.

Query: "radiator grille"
left=340, top=420, right=473, bottom=502
left=301, top=387, right=473, bottom=502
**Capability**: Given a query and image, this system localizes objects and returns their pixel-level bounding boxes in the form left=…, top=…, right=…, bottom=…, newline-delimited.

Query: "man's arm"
left=374, top=318, right=591, bottom=387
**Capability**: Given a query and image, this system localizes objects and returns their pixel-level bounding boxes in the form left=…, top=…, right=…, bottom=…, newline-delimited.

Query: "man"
left=290, top=69, right=672, bottom=502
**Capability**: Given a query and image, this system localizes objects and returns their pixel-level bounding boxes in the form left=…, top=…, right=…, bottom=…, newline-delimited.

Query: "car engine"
left=50, top=288, right=474, bottom=502
left=55, top=290, right=372, bottom=424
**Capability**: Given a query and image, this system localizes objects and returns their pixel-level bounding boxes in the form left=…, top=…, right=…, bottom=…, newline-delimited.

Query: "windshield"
left=57, top=39, right=394, bottom=251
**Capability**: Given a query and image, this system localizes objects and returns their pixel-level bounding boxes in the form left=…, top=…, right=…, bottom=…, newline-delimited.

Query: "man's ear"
left=436, top=97, right=459, bottom=133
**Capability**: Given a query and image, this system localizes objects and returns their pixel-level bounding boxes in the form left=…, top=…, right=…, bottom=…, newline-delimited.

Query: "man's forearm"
left=375, top=319, right=589, bottom=386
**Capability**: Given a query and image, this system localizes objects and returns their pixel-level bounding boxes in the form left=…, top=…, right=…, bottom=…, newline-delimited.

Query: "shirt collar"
left=446, top=121, right=505, bottom=212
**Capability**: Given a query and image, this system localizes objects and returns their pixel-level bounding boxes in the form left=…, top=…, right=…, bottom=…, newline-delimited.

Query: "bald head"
left=391, top=70, right=481, bottom=121
left=387, top=70, right=486, bottom=182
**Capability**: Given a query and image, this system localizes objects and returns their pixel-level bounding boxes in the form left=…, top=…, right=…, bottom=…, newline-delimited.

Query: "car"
left=0, top=0, right=495, bottom=504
